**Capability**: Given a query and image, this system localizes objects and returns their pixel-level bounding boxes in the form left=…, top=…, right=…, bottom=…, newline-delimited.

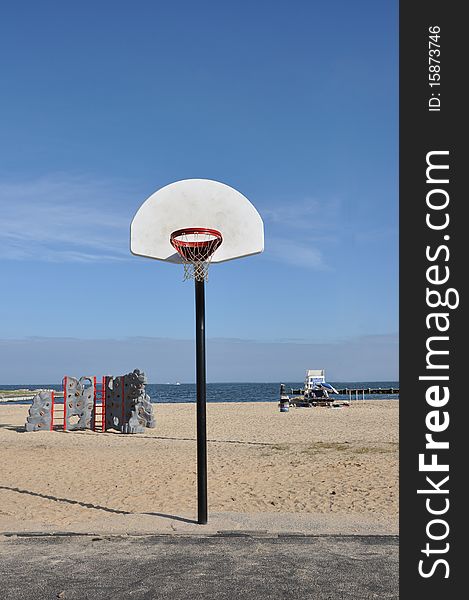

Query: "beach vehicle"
left=303, top=369, right=339, bottom=402
left=289, top=369, right=349, bottom=408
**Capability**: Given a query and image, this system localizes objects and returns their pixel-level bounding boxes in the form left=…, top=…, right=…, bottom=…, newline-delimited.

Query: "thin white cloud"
left=261, top=196, right=340, bottom=232
left=266, top=237, right=327, bottom=270
left=0, top=175, right=134, bottom=262
left=0, top=176, right=341, bottom=270
left=259, top=196, right=342, bottom=270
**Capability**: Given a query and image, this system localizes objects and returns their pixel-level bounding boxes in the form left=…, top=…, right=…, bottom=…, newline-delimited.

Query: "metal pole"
left=63, top=376, right=68, bottom=431
left=195, top=278, right=208, bottom=524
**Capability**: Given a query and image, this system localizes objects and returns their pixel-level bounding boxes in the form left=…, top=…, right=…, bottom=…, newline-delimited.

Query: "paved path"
left=0, top=533, right=398, bottom=599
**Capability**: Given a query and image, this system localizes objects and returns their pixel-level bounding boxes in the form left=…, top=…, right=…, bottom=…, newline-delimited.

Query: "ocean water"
left=1, top=381, right=399, bottom=404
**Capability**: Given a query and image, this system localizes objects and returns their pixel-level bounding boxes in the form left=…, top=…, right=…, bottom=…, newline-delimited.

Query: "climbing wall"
left=128, top=369, right=156, bottom=431
left=134, top=391, right=156, bottom=430
left=63, top=376, right=95, bottom=430
left=25, top=391, right=53, bottom=431
left=104, top=369, right=155, bottom=433
left=24, top=370, right=154, bottom=434
left=103, top=374, right=124, bottom=432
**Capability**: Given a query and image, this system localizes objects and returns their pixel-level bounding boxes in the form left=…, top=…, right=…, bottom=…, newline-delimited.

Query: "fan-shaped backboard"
left=130, top=179, right=264, bottom=263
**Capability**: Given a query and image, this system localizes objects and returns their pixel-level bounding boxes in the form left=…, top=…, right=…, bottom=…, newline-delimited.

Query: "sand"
left=0, top=401, right=398, bottom=535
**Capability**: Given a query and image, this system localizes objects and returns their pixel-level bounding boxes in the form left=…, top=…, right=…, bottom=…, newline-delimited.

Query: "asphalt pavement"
left=0, top=532, right=398, bottom=599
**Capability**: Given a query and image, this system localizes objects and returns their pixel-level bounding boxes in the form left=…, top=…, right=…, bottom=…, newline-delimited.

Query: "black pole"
left=194, top=278, right=208, bottom=524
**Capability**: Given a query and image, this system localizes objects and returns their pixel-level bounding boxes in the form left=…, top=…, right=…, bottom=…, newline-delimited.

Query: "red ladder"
left=50, top=378, right=67, bottom=431
left=93, top=376, right=106, bottom=432
left=49, top=391, right=56, bottom=430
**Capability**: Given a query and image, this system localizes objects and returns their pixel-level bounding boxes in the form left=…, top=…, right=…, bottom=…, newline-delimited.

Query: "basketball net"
left=170, top=228, right=223, bottom=282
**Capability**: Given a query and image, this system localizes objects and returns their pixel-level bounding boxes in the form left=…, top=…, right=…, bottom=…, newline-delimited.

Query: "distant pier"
left=337, top=387, right=399, bottom=395
left=290, top=387, right=399, bottom=397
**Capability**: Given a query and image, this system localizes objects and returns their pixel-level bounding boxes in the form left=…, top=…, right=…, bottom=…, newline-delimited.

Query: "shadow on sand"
left=0, top=424, right=27, bottom=433
left=1, top=424, right=273, bottom=449
left=0, top=485, right=197, bottom=524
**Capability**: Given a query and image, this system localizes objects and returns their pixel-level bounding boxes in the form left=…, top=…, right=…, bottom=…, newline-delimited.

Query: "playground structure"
left=25, top=369, right=155, bottom=434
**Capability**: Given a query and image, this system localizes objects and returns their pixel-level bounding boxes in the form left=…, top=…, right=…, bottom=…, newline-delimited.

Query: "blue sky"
left=0, top=1, right=398, bottom=383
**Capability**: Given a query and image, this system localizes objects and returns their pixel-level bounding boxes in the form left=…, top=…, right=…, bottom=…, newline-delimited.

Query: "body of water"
left=1, top=381, right=399, bottom=404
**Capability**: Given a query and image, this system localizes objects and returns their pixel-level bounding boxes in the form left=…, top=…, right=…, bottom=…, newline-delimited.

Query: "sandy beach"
left=0, top=401, right=398, bottom=535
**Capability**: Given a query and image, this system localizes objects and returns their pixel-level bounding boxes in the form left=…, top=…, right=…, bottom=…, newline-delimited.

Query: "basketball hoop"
left=132, top=180, right=264, bottom=524
left=170, top=228, right=223, bottom=281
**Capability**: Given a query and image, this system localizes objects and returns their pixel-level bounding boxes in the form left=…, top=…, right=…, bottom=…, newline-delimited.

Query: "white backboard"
left=130, top=179, right=264, bottom=263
